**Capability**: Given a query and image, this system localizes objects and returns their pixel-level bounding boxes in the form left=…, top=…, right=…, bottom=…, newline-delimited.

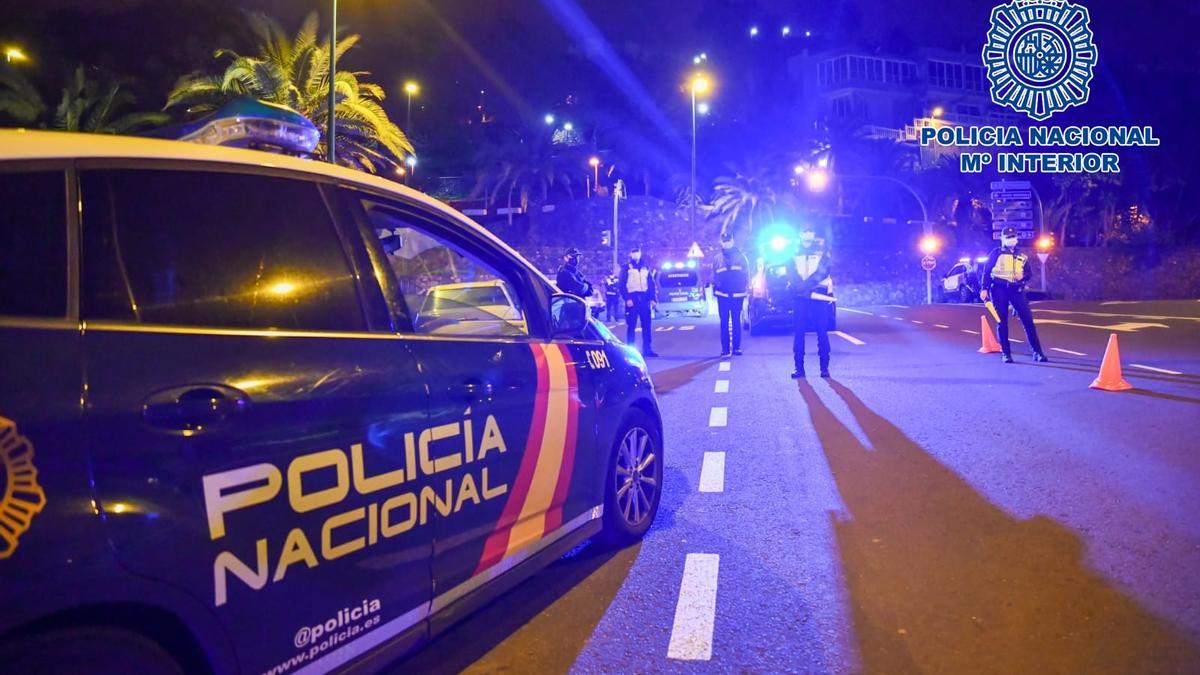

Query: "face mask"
left=800, top=233, right=816, bottom=247
left=1001, top=237, right=1018, bottom=247
left=721, top=239, right=734, bottom=250
left=630, top=251, right=642, bottom=262
left=566, top=255, right=579, bottom=266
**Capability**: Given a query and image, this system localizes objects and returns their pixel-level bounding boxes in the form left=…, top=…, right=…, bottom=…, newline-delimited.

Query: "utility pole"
left=327, top=0, right=337, bottom=164
left=613, top=179, right=626, bottom=274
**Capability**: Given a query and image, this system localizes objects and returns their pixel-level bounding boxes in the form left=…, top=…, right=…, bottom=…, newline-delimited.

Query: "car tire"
left=597, top=409, right=663, bottom=547
left=0, top=627, right=185, bottom=675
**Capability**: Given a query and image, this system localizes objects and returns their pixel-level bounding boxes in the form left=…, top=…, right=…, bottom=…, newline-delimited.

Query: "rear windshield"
left=660, top=271, right=699, bottom=288
left=434, top=286, right=507, bottom=308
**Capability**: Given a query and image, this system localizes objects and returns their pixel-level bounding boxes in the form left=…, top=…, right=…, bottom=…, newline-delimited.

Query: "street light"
left=931, top=105, right=945, bottom=118
left=782, top=25, right=792, bottom=37
left=1035, top=234, right=1055, bottom=292
left=563, top=121, right=574, bottom=131
left=544, top=113, right=555, bottom=125
left=4, top=47, right=27, bottom=64
left=404, top=155, right=416, bottom=184
left=918, top=235, right=943, bottom=303
left=918, top=235, right=942, bottom=256
left=805, top=169, right=829, bottom=192
left=749, top=26, right=759, bottom=37
left=589, top=156, right=601, bottom=197
left=697, top=102, right=711, bottom=115
left=403, top=80, right=419, bottom=133
left=689, top=73, right=712, bottom=239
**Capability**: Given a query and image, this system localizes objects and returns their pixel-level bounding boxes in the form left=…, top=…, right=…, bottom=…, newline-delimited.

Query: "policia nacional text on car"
left=712, top=232, right=749, bottom=357
left=981, top=227, right=1050, bottom=364
left=788, top=226, right=834, bottom=379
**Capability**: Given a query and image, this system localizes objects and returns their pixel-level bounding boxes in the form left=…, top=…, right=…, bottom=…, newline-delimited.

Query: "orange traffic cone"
left=1091, top=333, right=1133, bottom=391
left=978, top=315, right=1002, bottom=354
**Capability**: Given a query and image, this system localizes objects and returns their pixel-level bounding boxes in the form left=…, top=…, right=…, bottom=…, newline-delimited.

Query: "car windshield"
left=432, top=285, right=508, bottom=309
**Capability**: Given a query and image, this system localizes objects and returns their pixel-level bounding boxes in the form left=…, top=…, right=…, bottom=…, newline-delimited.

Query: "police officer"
left=981, top=227, right=1049, bottom=363
left=603, top=273, right=622, bottom=321
left=556, top=247, right=593, bottom=299
left=713, top=231, right=749, bottom=357
left=788, top=225, right=833, bottom=379
left=620, top=246, right=658, bottom=357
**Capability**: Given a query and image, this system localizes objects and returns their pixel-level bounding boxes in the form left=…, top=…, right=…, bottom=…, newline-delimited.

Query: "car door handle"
left=141, top=385, right=251, bottom=433
left=449, top=380, right=493, bottom=403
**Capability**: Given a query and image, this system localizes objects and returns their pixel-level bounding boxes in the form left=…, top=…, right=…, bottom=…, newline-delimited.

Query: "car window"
left=660, top=271, right=699, bottom=288
left=0, top=170, right=67, bottom=318
left=357, top=198, right=529, bottom=337
left=80, top=169, right=365, bottom=332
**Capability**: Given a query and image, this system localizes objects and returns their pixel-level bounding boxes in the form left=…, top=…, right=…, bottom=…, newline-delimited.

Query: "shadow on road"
left=796, top=379, right=1200, bottom=673
left=650, top=357, right=720, bottom=395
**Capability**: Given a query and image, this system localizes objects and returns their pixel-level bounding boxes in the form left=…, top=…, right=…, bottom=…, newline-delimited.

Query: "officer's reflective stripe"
left=715, top=266, right=742, bottom=273
left=715, top=290, right=747, bottom=298
left=474, top=343, right=578, bottom=574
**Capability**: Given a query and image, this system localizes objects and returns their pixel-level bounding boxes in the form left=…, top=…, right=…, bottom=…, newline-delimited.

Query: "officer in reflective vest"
left=713, top=231, right=750, bottom=357
left=787, top=226, right=833, bottom=378
left=620, top=246, right=659, bottom=357
left=981, top=227, right=1049, bottom=363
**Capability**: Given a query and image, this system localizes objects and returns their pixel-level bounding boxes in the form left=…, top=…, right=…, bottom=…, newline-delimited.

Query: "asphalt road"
left=395, top=299, right=1200, bottom=673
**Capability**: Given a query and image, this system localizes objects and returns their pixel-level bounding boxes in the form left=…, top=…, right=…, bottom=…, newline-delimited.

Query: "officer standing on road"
left=603, top=272, right=622, bottom=321
left=981, top=227, right=1049, bottom=363
left=620, top=246, right=659, bottom=357
left=555, top=247, right=593, bottom=299
left=788, top=225, right=833, bottom=379
left=713, top=231, right=750, bottom=357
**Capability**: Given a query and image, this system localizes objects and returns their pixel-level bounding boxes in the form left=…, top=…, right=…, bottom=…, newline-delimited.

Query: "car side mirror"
left=550, top=293, right=588, bottom=338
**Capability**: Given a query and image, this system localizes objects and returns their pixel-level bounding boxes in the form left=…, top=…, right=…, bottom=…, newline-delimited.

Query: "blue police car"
left=0, top=104, right=663, bottom=674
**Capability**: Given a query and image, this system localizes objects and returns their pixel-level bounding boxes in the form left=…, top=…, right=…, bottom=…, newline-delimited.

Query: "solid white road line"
left=679, top=325, right=697, bottom=331
left=667, top=553, right=720, bottom=661
left=839, top=307, right=874, bottom=316
left=832, top=331, right=866, bottom=346
left=698, top=452, right=726, bottom=493
left=962, top=329, right=980, bottom=335
left=934, top=324, right=950, bottom=329
left=708, top=407, right=728, bottom=427
left=1051, top=347, right=1087, bottom=356
left=714, top=380, right=729, bottom=393
left=718, top=361, right=731, bottom=372
left=1130, top=364, right=1184, bottom=376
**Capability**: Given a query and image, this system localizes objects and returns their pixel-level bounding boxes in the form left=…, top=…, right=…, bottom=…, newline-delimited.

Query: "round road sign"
left=921, top=255, right=937, bottom=272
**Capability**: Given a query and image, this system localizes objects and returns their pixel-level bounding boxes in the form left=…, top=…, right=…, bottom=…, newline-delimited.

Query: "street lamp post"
left=589, top=156, right=601, bottom=198
left=327, top=0, right=337, bottom=164
left=689, top=74, right=710, bottom=240
left=403, top=81, right=419, bottom=135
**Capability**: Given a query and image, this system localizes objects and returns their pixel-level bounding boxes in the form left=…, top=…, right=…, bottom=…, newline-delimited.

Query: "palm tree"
left=165, top=12, right=411, bottom=172
left=0, top=66, right=167, bottom=134
left=709, top=160, right=789, bottom=236
left=471, top=130, right=578, bottom=225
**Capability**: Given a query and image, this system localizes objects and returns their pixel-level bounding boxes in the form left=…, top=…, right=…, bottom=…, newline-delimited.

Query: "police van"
left=0, top=111, right=663, bottom=674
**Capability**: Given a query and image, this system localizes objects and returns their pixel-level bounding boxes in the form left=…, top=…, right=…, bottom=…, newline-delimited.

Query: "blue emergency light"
left=145, top=98, right=320, bottom=156
left=757, top=223, right=798, bottom=265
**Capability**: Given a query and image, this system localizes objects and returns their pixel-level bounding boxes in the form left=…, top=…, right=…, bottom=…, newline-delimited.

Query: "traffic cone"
left=978, top=315, right=1002, bottom=354
left=1090, top=333, right=1133, bottom=391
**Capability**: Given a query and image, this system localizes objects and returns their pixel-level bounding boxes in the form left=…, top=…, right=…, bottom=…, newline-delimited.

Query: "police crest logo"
left=982, top=0, right=1098, bottom=121
left=0, top=416, right=47, bottom=559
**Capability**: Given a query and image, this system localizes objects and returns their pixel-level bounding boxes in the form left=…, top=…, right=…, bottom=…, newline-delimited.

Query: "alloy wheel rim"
left=615, top=427, right=657, bottom=527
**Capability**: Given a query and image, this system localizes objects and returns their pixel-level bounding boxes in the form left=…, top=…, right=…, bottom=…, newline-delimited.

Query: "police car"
left=938, top=256, right=987, bottom=303
left=654, top=260, right=707, bottom=318
left=0, top=104, right=663, bottom=674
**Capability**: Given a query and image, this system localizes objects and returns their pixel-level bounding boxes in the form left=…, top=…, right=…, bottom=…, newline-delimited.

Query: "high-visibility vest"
left=625, top=265, right=651, bottom=293
left=794, top=253, right=832, bottom=291
left=991, top=252, right=1027, bottom=283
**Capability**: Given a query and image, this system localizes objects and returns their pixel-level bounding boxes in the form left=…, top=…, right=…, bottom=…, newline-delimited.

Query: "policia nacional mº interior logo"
left=0, top=416, right=46, bottom=560
left=983, top=0, right=1098, bottom=121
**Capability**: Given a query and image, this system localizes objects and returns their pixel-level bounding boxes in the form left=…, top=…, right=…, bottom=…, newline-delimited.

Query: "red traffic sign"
left=921, top=255, right=937, bottom=271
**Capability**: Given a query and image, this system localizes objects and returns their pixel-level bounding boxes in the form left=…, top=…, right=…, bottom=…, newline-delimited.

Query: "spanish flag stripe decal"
left=544, top=344, right=580, bottom=534
left=474, top=344, right=550, bottom=573
left=505, top=344, right=570, bottom=552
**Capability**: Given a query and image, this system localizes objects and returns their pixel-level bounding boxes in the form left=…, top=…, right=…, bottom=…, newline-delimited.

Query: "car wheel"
left=0, top=627, right=185, bottom=675
left=598, top=409, right=662, bottom=546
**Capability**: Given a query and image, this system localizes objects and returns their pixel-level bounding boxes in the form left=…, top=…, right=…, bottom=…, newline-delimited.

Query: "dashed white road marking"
left=679, top=325, right=697, bottom=331
left=718, top=362, right=731, bottom=372
left=962, top=329, right=980, bottom=335
left=1009, top=337, right=1025, bottom=343
left=911, top=320, right=925, bottom=324
left=832, top=331, right=866, bottom=346
left=708, top=407, right=728, bottom=427
left=839, top=308, right=874, bottom=316
left=1130, top=364, right=1184, bottom=376
left=698, top=452, right=726, bottom=493
left=714, top=380, right=729, bottom=393
left=892, top=316, right=905, bottom=321
left=934, top=324, right=950, bottom=329
left=1051, top=347, right=1087, bottom=356
left=656, top=326, right=675, bottom=332
left=667, top=553, right=720, bottom=661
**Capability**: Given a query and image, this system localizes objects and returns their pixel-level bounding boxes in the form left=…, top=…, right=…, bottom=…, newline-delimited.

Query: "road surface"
left=394, top=299, right=1200, bottom=673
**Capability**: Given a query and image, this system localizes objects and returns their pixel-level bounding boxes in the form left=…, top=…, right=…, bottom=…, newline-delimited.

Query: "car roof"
left=0, top=129, right=548, bottom=285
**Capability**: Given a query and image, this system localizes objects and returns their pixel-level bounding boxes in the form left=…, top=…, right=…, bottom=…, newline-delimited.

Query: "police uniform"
left=713, top=245, right=750, bottom=355
left=788, top=244, right=833, bottom=377
left=981, top=239, right=1047, bottom=362
left=603, top=274, right=622, bottom=321
left=620, top=254, right=658, bottom=355
left=555, top=250, right=593, bottom=299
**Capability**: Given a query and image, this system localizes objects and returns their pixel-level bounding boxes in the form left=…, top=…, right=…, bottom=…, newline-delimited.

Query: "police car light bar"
left=155, top=98, right=320, bottom=156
